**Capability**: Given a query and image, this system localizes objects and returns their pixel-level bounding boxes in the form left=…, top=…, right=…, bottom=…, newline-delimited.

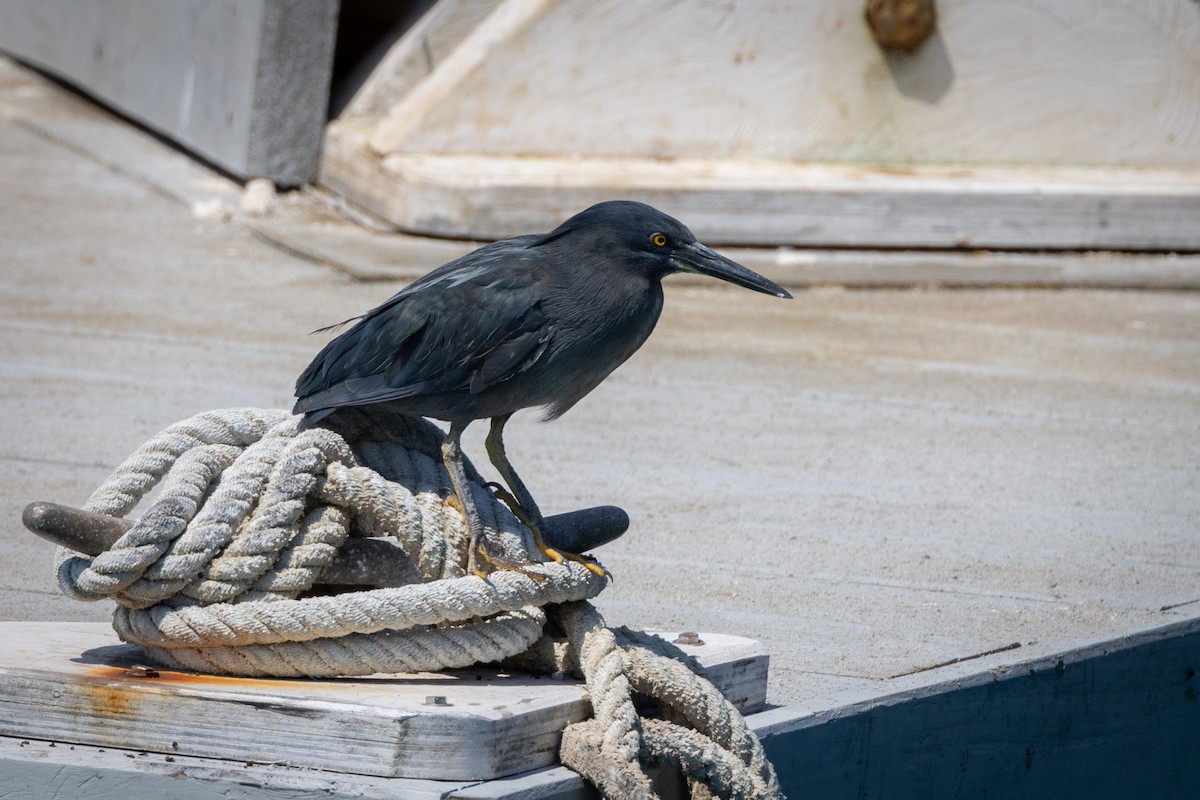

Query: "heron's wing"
left=294, top=249, right=550, bottom=413
left=471, top=327, right=548, bottom=392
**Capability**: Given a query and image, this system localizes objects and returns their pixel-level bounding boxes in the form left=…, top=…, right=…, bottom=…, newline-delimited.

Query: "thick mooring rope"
left=53, top=407, right=783, bottom=799
left=552, top=604, right=783, bottom=800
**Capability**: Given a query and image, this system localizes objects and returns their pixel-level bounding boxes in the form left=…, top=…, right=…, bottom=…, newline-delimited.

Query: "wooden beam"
left=320, top=143, right=1200, bottom=250
left=0, top=621, right=766, bottom=781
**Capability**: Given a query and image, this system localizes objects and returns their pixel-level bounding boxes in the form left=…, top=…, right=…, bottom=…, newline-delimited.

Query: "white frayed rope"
left=55, top=407, right=783, bottom=798
left=57, top=407, right=605, bottom=676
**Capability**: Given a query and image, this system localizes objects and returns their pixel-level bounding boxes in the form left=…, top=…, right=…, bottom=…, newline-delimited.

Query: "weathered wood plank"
left=245, top=201, right=1200, bottom=289
left=322, top=0, right=1200, bottom=249
left=0, top=621, right=765, bottom=781
left=361, top=1, right=1200, bottom=170
left=0, top=735, right=460, bottom=800
left=320, top=145, right=1200, bottom=250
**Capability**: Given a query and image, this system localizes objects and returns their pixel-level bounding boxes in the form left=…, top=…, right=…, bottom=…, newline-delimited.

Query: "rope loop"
left=58, top=408, right=604, bottom=672
left=547, top=603, right=785, bottom=799
left=53, top=407, right=782, bottom=798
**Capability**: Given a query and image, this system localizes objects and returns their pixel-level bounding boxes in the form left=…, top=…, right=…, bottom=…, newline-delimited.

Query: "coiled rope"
left=54, top=407, right=783, bottom=799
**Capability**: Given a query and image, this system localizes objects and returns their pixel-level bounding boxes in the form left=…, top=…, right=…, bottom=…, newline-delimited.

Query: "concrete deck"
left=2, top=57, right=1198, bottom=795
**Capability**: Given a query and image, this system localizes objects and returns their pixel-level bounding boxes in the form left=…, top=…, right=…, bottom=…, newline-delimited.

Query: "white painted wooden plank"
left=359, top=0, right=1200, bottom=170
left=324, top=0, right=1200, bottom=249
left=319, top=146, right=1200, bottom=249
left=0, top=735, right=461, bottom=800
left=0, top=621, right=766, bottom=781
left=244, top=194, right=1200, bottom=289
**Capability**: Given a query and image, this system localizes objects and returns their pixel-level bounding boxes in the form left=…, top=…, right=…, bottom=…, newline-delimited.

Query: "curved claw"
left=479, top=484, right=611, bottom=580
left=484, top=482, right=614, bottom=581
left=541, top=545, right=611, bottom=580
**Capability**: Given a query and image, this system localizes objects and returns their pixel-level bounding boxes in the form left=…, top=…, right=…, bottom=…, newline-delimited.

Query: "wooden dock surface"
left=0, top=622, right=765, bottom=781
left=1, top=56, right=1197, bottom=798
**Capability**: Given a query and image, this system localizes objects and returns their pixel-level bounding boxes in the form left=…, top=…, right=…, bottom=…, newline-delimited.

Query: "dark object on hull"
left=23, top=500, right=628, bottom=588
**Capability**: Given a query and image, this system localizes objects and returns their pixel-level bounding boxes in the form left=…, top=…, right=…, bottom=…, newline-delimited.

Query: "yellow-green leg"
left=443, top=419, right=550, bottom=579
left=443, top=420, right=522, bottom=578
left=486, top=414, right=608, bottom=578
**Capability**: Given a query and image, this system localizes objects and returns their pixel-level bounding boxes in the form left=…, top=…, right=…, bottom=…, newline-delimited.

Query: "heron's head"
left=542, top=201, right=792, bottom=299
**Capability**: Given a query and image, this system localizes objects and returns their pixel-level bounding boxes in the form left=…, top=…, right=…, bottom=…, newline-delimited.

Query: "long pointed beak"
left=672, top=242, right=792, bottom=299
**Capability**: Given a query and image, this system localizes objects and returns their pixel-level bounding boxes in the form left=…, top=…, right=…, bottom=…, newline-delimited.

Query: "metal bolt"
left=673, top=632, right=704, bottom=646
left=125, top=665, right=160, bottom=679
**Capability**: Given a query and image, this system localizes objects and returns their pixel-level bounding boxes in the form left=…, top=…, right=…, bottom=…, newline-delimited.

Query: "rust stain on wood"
left=79, top=680, right=137, bottom=718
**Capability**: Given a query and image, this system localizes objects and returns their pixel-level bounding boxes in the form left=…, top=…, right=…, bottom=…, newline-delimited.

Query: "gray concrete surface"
left=0, top=0, right=338, bottom=185
left=2, top=58, right=1198, bottom=709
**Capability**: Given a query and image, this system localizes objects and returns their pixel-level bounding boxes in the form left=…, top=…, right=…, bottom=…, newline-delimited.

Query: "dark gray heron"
left=294, top=201, right=791, bottom=577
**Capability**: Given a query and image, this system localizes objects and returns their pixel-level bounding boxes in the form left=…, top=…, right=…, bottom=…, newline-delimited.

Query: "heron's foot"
left=444, top=492, right=538, bottom=579
left=541, top=544, right=611, bottom=580
left=486, top=484, right=609, bottom=579
left=481, top=482, right=609, bottom=579
left=468, top=531, right=549, bottom=582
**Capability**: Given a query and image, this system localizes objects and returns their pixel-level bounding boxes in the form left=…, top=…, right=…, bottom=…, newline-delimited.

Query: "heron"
left=294, top=201, right=791, bottom=577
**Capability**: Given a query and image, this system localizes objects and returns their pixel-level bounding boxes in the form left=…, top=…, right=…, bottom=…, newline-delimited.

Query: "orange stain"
left=79, top=681, right=135, bottom=717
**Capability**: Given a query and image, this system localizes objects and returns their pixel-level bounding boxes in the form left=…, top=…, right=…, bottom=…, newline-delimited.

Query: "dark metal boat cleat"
left=22, top=500, right=628, bottom=588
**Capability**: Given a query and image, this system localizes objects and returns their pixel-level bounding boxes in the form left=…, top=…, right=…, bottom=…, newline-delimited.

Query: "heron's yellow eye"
left=651, top=233, right=668, bottom=247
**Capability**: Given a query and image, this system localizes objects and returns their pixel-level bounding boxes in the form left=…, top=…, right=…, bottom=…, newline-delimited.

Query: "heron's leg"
left=485, top=414, right=545, bottom=533
left=442, top=421, right=494, bottom=577
left=486, top=414, right=608, bottom=578
left=443, top=419, right=538, bottom=578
